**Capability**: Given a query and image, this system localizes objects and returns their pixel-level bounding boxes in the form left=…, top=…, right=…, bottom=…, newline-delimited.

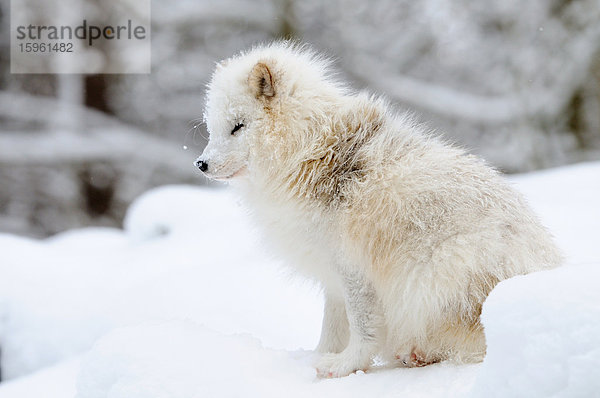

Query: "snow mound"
left=75, top=263, right=600, bottom=398
left=76, top=322, right=314, bottom=398
left=0, top=162, right=599, bottom=397
left=471, top=264, right=600, bottom=398
left=123, top=185, right=239, bottom=241
left=76, top=321, right=478, bottom=398
left=0, top=358, right=81, bottom=398
left=0, top=231, right=117, bottom=379
left=0, top=186, right=322, bottom=381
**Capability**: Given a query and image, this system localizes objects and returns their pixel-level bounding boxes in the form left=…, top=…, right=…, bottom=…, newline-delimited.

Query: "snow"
left=0, top=358, right=81, bottom=398
left=0, top=186, right=322, bottom=379
left=471, top=264, right=600, bottom=398
left=76, top=322, right=478, bottom=398
left=0, top=162, right=599, bottom=397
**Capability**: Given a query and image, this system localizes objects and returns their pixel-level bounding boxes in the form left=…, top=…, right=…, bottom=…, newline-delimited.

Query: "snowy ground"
left=0, top=162, right=599, bottom=397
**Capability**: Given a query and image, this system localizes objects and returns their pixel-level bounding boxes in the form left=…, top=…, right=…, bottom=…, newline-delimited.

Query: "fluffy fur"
left=195, top=42, right=562, bottom=377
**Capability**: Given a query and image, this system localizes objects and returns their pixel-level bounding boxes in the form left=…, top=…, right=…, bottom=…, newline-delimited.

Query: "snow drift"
left=0, top=162, right=599, bottom=397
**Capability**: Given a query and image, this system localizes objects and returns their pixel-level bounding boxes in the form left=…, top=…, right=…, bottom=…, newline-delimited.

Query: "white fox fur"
left=195, top=42, right=562, bottom=377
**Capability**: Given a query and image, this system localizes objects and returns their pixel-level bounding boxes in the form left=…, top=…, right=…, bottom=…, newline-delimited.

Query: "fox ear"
left=249, top=62, right=275, bottom=98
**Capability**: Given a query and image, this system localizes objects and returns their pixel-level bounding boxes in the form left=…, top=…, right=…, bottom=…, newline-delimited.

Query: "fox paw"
left=396, top=349, right=436, bottom=368
left=315, top=351, right=370, bottom=378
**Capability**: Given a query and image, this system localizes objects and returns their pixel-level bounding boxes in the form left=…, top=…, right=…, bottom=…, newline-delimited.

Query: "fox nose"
left=195, top=159, right=208, bottom=172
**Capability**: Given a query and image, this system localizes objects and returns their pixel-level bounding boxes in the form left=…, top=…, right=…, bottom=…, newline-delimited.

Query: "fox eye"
left=231, top=123, right=244, bottom=135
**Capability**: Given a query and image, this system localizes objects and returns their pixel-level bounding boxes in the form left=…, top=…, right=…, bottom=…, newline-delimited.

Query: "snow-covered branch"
left=0, top=91, right=197, bottom=178
left=348, top=25, right=600, bottom=124
left=153, top=1, right=280, bottom=35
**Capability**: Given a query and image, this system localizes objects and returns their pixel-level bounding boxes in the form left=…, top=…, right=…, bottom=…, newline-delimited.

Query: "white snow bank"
left=0, top=357, right=80, bottom=398
left=76, top=321, right=478, bottom=398
left=75, top=264, right=600, bottom=398
left=76, top=322, right=315, bottom=398
left=0, top=186, right=321, bottom=381
left=471, top=264, right=600, bottom=398
left=0, top=162, right=598, bottom=397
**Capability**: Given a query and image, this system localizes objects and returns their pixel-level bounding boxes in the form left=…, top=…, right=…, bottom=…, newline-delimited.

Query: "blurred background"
left=1, top=0, right=599, bottom=238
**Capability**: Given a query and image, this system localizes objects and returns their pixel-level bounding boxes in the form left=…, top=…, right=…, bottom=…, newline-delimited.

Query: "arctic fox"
left=194, top=42, right=562, bottom=377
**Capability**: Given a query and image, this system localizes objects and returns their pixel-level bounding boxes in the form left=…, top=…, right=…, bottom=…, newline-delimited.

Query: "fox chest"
left=253, top=198, right=344, bottom=292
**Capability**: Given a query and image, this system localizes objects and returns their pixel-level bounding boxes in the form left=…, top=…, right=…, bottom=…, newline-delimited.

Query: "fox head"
left=195, top=43, right=344, bottom=183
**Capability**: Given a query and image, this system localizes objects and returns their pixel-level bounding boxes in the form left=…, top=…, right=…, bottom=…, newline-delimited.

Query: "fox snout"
left=194, top=159, right=208, bottom=172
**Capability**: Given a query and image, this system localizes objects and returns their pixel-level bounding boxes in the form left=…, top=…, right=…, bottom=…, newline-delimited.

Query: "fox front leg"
left=315, top=269, right=384, bottom=378
left=315, top=292, right=350, bottom=354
